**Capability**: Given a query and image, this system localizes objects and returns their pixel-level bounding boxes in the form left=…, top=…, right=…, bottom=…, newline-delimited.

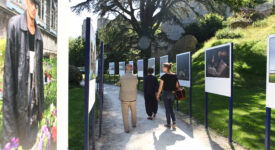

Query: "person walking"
left=156, top=63, right=179, bottom=130
left=143, top=68, right=159, bottom=120
left=118, top=64, right=138, bottom=133
left=3, top=0, right=44, bottom=148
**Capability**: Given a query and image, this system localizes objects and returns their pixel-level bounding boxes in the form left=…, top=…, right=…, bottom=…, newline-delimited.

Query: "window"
left=38, top=0, right=45, bottom=21
left=50, top=1, right=56, bottom=30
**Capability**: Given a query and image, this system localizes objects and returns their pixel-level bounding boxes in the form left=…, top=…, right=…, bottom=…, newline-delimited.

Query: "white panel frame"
left=109, top=62, right=115, bottom=75
left=176, top=52, right=191, bottom=87
left=119, top=61, right=126, bottom=76
left=137, top=59, right=144, bottom=77
left=160, top=55, right=169, bottom=77
left=205, top=43, right=232, bottom=97
left=266, top=35, right=275, bottom=108
left=129, top=61, right=134, bottom=74
left=148, top=58, right=156, bottom=76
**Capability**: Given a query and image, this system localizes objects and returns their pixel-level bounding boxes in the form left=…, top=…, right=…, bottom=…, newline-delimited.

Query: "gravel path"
left=95, top=84, right=245, bottom=150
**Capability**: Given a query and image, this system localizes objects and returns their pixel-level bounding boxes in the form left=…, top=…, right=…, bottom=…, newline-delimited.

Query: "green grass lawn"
left=269, top=74, right=275, bottom=83
left=69, top=86, right=99, bottom=150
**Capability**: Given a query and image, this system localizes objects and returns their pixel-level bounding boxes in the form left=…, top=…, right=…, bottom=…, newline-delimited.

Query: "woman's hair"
left=163, top=63, right=172, bottom=71
left=147, top=67, right=154, bottom=74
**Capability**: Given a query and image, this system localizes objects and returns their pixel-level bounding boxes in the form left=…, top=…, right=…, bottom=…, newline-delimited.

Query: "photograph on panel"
left=0, top=0, right=57, bottom=149
left=177, top=53, right=190, bottom=81
left=206, top=45, right=230, bottom=78
left=269, top=37, right=275, bottom=83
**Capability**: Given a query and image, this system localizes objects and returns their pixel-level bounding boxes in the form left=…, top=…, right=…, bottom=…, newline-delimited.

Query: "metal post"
left=84, top=18, right=90, bottom=150
left=99, top=42, right=104, bottom=137
left=189, top=53, right=192, bottom=118
left=265, top=107, right=271, bottom=150
left=229, top=42, right=234, bottom=143
left=91, top=106, right=95, bottom=150
left=205, top=92, right=208, bottom=128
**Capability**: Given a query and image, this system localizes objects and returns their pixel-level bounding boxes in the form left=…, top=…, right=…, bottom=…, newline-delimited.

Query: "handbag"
left=175, top=88, right=186, bottom=100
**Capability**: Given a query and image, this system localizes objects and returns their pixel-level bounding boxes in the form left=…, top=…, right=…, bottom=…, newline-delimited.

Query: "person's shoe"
left=147, top=116, right=153, bottom=120
left=125, top=130, right=130, bottom=133
left=172, top=124, right=176, bottom=130
left=133, top=125, right=136, bottom=128
left=164, top=124, right=171, bottom=129
left=153, top=113, right=156, bottom=118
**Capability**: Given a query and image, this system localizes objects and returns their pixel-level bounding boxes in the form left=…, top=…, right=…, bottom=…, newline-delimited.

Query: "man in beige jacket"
left=118, top=64, right=138, bottom=133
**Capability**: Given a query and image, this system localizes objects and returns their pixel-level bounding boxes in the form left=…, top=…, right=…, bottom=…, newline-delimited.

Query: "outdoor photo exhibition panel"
left=205, top=43, right=232, bottom=97
left=129, top=61, right=134, bottom=74
left=119, top=61, right=126, bottom=76
left=109, top=62, right=115, bottom=75
left=148, top=58, right=155, bottom=75
left=204, top=42, right=233, bottom=143
left=265, top=34, right=275, bottom=150
left=176, top=52, right=191, bottom=87
left=266, top=35, right=275, bottom=108
left=160, top=55, right=169, bottom=77
left=138, top=59, right=144, bottom=77
left=84, top=18, right=96, bottom=150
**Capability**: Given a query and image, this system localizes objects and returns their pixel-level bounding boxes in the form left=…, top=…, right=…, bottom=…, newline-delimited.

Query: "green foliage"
left=253, top=19, right=268, bottom=27
left=0, top=39, right=6, bottom=91
left=69, top=37, right=85, bottom=67
left=43, top=58, right=57, bottom=107
left=184, top=13, right=225, bottom=43
left=216, top=28, right=243, bottom=39
left=218, top=0, right=267, bottom=12
left=69, top=65, right=82, bottom=86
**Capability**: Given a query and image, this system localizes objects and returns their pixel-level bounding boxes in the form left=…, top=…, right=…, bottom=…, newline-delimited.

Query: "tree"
left=69, top=37, right=85, bottom=67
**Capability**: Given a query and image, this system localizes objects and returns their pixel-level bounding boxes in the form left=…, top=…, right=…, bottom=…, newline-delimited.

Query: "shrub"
left=0, top=39, right=6, bottom=91
left=216, top=28, right=243, bottom=39
left=69, top=65, right=82, bottom=86
left=184, top=13, right=225, bottom=43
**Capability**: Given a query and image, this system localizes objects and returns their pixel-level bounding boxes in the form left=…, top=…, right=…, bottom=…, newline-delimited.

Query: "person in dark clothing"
left=143, top=68, right=159, bottom=120
left=156, top=63, right=179, bottom=130
left=2, top=0, right=44, bottom=148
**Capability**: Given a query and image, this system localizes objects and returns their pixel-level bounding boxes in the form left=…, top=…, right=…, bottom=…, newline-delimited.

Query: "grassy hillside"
left=177, top=15, right=275, bottom=149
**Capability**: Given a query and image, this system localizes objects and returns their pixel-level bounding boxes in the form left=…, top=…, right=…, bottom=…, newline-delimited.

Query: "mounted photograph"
left=109, top=62, right=115, bottom=75
left=176, top=52, right=191, bottom=87
left=160, top=55, right=168, bottom=77
left=119, top=61, right=126, bottom=76
left=206, top=45, right=230, bottom=78
left=0, top=0, right=57, bottom=149
left=269, top=37, right=275, bottom=83
left=148, top=58, right=155, bottom=75
left=138, top=59, right=144, bottom=77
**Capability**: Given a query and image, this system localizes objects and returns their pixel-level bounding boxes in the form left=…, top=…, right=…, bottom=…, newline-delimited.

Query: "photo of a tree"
left=206, top=45, right=230, bottom=78
left=269, top=37, right=275, bottom=83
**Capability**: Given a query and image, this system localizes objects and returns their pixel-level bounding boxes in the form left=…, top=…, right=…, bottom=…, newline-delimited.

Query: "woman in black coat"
left=143, top=68, right=159, bottom=120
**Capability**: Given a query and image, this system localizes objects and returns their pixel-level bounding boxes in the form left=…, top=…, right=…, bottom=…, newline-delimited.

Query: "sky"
left=270, top=38, right=275, bottom=72
left=68, top=0, right=98, bottom=38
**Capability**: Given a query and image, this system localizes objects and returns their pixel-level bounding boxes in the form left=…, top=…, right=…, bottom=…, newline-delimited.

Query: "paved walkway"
left=95, top=84, right=245, bottom=150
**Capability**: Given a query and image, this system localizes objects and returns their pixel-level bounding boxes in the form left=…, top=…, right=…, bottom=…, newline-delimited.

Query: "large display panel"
left=266, top=35, right=275, bottom=108
left=119, top=61, right=126, bottom=76
left=89, top=23, right=97, bottom=112
left=205, top=43, right=232, bottom=97
left=148, top=58, right=156, bottom=76
left=160, top=55, right=169, bottom=77
left=137, top=59, right=144, bottom=77
left=129, top=61, right=134, bottom=74
left=109, top=62, right=115, bottom=75
left=176, top=52, right=191, bottom=87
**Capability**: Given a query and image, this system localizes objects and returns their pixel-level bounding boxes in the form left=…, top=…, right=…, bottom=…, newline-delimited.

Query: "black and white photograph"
left=206, top=45, right=230, bottom=78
